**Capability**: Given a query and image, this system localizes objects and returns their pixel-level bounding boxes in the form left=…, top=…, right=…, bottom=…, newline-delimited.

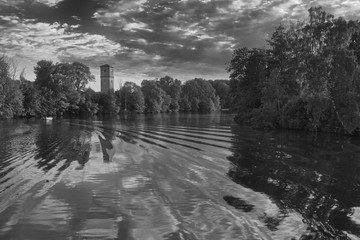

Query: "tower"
left=100, top=64, right=114, bottom=93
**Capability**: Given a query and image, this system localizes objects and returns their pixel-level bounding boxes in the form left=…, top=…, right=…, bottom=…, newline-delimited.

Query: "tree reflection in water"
left=226, top=127, right=360, bottom=239
left=98, top=133, right=115, bottom=163
left=34, top=119, right=94, bottom=172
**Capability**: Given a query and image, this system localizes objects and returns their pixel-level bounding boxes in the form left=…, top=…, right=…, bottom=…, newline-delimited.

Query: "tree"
left=20, top=80, right=41, bottom=117
left=157, top=76, right=182, bottom=111
left=33, top=60, right=95, bottom=116
left=94, top=92, right=119, bottom=114
left=227, top=48, right=269, bottom=121
left=227, top=6, right=360, bottom=133
left=179, top=97, right=191, bottom=112
left=181, top=78, right=220, bottom=112
left=78, top=88, right=99, bottom=116
left=141, top=80, right=169, bottom=113
left=0, top=56, right=23, bottom=119
left=299, top=7, right=360, bottom=132
left=71, top=62, right=95, bottom=92
left=34, top=60, right=53, bottom=89
left=328, top=49, right=360, bottom=133
left=0, top=79, right=23, bottom=119
left=119, top=82, right=145, bottom=112
left=209, top=80, right=230, bottom=108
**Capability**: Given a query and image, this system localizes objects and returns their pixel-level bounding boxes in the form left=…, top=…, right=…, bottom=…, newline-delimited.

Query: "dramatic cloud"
left=0, top=0, right=358, bottom=90
left=0, top=15, right=122, bottom=79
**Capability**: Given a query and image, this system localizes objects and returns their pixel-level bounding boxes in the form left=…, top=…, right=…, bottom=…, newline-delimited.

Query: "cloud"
left=93, top=0, right=236, bottom=63
left=1, top=0, right=360, bottom=89
left=0, top=15, right=123, bottom=83
left=309, top=0, right=360, bottom=19
left=0, top=16, right=121, bottom=60
left=36, top=0, right=63, bottom=7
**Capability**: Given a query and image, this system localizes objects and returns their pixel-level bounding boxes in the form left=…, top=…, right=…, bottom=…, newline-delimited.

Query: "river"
left=0, top=113, right=359, bottom=240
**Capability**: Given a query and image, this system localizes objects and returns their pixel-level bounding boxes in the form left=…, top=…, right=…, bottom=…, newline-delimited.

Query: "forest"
left=0, top=57, right=230, bottom=119
left=228, top=6, right=360, bottom=134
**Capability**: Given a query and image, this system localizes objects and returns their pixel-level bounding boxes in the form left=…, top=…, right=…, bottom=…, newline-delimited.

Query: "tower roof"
left=100, top=64, right=113, bottom=68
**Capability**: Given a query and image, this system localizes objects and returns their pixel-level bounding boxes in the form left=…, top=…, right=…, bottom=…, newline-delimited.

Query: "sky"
left=0, top=0, right=359, bottom=91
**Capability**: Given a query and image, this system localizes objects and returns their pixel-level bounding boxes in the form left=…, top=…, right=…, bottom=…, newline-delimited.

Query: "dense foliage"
left=0, top=56, right=24, bottom=119
left=0, top=57, right=230, bottom=119
left=180, top=78, right=220, bottom=112
left=228, top=7, right=360, bottom=134
left=136, top=76, right=222, bottom=113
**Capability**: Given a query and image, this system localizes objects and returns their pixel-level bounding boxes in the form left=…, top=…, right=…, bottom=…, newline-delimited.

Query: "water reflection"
left=1, top=114, right=360, bottom=239
left=98, top=120, right=116, bottom=163
left=226, top=127, right=360, bottom=239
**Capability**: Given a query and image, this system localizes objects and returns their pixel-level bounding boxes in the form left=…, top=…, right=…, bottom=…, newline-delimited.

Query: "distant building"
left=100, top=64, right=114, bottom=93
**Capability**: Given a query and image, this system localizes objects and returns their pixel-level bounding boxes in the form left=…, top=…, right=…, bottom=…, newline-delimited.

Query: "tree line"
left=0, top=58, right=231, bottom=119
left=228, top=6, right=360, bottom=134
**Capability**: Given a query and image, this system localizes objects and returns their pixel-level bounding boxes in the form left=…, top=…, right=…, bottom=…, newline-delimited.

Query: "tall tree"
left=209, top=80, right=230, bottom=109
left=181, top=78, right=220, bottom=112
left=0, top=56, right=24, bottom=119
left=34, top=60, right=54, bottom=89
left=33, top=60, right=95, bottom=116
left=20, top=80, right=41, bottom=117
left=78, top=88, right=99, bottom=116
left=94, top=92, right=119, bottom=115
left=228, top=6, right=360, bottom=133
left=227, top=48, right=269, bottom=119
left=157, top=76, right=182, bottom=111
left=119, top=82, right=145, bottom=112
left=141, top=80, right=169, bottom=113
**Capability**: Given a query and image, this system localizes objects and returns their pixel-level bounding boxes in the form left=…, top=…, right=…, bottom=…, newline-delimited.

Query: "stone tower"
left=100, top=64, right=114, bottom=93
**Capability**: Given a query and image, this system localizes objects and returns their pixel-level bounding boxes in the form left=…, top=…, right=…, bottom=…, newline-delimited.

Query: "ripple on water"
left=1, top=115, right=359, bottom=239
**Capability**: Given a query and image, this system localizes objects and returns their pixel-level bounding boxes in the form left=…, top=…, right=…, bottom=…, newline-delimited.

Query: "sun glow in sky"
left=0, top=0, right=359, bottom=91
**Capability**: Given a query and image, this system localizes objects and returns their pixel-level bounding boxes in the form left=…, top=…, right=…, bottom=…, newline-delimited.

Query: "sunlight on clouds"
left=332, top=0, right=360, bottom=17
left=216, top=41, right=234, bottom=51
left=0, top=0, right=16, bottom=7
left=135, top=38, right=148, bottom=44
left=167, top=23, right=214, bottom=41
left=2, top=0, right=360, bottom=85
left=93, top=11, right=123, bottom=27
left=270, top=0, right=305, bottom=20
left=0, top=15, right=122, bottom=81
left=153, top=55, right=162, bottom=60
left=0, top=0, right=61, bottom=7
left=57, top=36, right=120, bottom=60
left=151, top=42, right=185, bottom=49
left=123, top=22, right=153, bottom=32
left=231, top=0, right=263, bottom=11
left=115, top=0, right=147, bottom=10
left=36, top=0, right=62, bottom=7
left=94, top=0, right=147, bottom=27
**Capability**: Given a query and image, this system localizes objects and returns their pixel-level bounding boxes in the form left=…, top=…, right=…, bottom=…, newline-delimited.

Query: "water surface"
left=0, top=113, right=360, bottom=239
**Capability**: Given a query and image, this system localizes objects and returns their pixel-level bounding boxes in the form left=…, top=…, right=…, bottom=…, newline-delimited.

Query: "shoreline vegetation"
left=0, top=59, right=231, bottom=119
left=228, top=6, right=360, bottom=135
left=1, top=6, right=360, bottom=135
